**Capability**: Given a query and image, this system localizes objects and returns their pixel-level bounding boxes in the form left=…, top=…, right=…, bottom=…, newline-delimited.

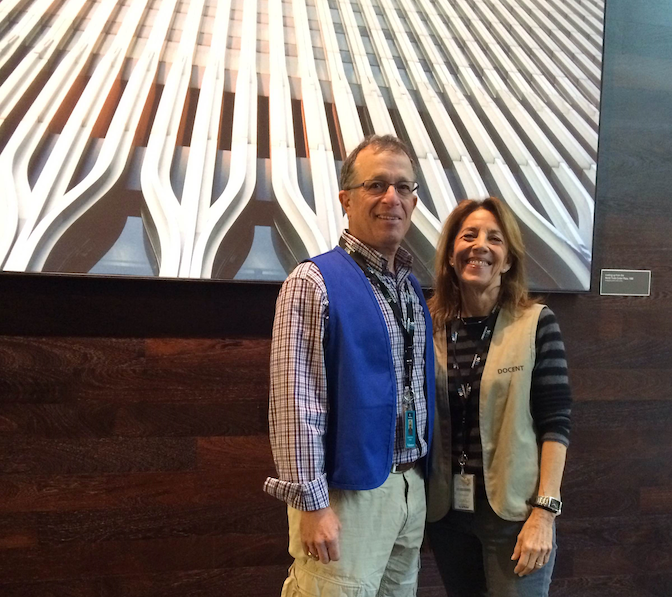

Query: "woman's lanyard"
left=447, top=307, right=499, bottom=473
left=341, top=240, right=418, bottom=448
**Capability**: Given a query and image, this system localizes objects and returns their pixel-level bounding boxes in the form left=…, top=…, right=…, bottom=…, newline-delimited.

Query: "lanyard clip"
left=458, top=452, right=468, bottom=475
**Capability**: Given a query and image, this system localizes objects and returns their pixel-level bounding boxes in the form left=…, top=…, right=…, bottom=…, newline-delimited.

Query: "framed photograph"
left=0, top=0, right=604, bottom=290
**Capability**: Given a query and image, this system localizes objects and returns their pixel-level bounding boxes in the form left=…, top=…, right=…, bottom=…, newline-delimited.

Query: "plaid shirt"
left=264, top=232, right=429, bottom=511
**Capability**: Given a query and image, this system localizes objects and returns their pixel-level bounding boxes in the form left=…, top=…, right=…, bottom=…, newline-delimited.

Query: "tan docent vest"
left=427, top=303, right=544, bottom=522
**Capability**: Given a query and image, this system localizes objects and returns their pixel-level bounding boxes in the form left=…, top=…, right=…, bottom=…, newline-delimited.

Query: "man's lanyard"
left=447, top=307, right=499, bottom=472
left=340, top=240, right=416, bottom=395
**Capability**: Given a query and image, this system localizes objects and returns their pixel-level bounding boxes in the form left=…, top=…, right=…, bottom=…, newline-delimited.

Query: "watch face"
left=533, top=496, right=562, bottom=513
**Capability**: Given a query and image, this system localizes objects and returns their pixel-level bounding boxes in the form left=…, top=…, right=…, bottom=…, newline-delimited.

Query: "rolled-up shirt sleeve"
left=263, top=262, right=331, bottom=511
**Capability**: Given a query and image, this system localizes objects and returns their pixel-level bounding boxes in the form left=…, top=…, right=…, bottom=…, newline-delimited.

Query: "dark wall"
left=1, top=1, right=672, bottom=595
left=0, top=336, right=291, bottom=595
left=542, top=3, right=672, bottom=595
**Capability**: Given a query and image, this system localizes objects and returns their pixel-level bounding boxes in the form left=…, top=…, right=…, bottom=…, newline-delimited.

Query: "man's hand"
left=511, top=508, right=554, bottom=576
left=300, top=506, right=342, bottom=564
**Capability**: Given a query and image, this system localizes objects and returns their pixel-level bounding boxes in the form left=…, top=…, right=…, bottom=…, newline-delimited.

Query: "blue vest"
left=309, top=246, right=435, bottom=490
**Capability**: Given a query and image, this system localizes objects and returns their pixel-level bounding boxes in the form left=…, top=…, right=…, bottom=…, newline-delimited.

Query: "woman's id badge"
left=404, top=409, right=416, bottom=448
left=452, top=473, right=475, bottom=512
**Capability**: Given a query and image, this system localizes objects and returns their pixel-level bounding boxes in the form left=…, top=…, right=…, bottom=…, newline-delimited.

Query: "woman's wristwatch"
left=528, top=495, right=562, bottom=515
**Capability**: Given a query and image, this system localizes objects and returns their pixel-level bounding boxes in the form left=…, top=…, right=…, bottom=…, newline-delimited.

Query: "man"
left=264, top=135, right=434, bottom=596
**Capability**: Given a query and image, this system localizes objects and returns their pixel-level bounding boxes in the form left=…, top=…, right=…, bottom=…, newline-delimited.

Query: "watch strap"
left=528, top=495, right=562, bottom=515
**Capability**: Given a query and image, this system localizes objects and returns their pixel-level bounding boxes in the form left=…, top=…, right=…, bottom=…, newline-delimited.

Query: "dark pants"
left=427, top=500, right=556, bottom=597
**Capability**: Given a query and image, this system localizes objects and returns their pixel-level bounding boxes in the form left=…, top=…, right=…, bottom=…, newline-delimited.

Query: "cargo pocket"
left=287, top=563, right=364, bottom=597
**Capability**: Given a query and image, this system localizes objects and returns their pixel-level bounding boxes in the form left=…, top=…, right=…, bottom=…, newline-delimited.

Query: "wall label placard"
left=600, top=269, right=651, bottom=296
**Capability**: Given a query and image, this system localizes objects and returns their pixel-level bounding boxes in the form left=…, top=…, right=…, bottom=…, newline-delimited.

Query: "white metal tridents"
left=291, top=0, right=342, bottom=247
left=314, top=0, right=363, bottom=155
left=268, top=0, right=329, bottom=258
left=179, top=0, right=234, bottom=278
left=5, top=0, right=178, bottom=273
left=140, top=0, right=208, bottom=277
left=190, top=0, right=259, bottom=278
left=2, top=0, right=125, bottom=270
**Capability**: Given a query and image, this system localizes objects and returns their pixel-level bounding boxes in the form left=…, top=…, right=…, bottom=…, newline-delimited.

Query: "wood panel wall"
left=1, top=1, right=672, bottom=596
left=0, top=336, right=292, bottom=596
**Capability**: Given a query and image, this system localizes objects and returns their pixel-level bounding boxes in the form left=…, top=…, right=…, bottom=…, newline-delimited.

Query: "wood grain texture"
left=551, top=573, right=672, bottom=597
left=0, top=503, right=287, bottom=545
left=0, top=333, right=286, bottom=592
left=0, top=438, right=197, bottom=474
left=0, top=534, right=289, bottom=583
left=0, top=566, right=291, bottom=597
left=0, top=469, right=274, bottom=513
left=0, top=337, right=270, bottom=404
left=571, top=369, right=672, bottom=403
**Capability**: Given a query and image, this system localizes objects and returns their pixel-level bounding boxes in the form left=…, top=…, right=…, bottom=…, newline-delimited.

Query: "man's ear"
left=339, top=189, right=350, bottom=215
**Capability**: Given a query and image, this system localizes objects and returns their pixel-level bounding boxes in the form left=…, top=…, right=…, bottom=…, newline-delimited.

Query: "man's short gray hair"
left=339, top=134, right=418, bottom=190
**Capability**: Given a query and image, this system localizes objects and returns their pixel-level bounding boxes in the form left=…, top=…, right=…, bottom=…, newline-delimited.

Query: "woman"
left=426, top=197, right=571, bottom=597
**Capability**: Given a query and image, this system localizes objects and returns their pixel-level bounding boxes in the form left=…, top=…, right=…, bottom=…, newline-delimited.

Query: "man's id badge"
left=452, top=473, right=475, bottom=512
left=404, top=409, right=416, bottom=448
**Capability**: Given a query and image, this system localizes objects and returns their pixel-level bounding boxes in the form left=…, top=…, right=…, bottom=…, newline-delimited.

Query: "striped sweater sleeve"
left=531, top=306, right=572, bottom=446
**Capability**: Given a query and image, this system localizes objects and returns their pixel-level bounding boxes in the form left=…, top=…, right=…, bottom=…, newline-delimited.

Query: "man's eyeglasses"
left=344, top=179, right=419, bottom=198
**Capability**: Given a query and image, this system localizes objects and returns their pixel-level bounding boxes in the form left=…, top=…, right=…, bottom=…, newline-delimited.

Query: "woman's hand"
left=511, top=507, right=555, bottom=576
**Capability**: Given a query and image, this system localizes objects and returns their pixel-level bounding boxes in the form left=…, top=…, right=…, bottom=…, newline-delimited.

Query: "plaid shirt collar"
left=340, top=231, right=413, bottom=280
